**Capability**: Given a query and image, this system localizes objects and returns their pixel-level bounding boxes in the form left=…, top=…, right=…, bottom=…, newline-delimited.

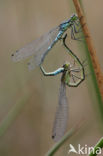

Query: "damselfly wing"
left=11, top=26, right=59, bottom=70
left=52, top=81, right=68, bottom=142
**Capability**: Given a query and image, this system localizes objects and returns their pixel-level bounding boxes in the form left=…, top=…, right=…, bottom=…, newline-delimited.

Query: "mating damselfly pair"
left=11, top=14, right=85, bottom=142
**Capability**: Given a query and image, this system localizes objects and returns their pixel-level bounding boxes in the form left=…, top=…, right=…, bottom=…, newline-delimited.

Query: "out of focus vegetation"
left=0, top=0, right=103, bottom=156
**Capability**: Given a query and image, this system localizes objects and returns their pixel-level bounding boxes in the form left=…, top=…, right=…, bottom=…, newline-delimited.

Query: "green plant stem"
left=45, top=121, right=83, bottom=156
left=45, top=128, right=75, bottom=156
left=72, top=0, right=103, bottom=125
left=89, top=137, right=103, bottom=156
left=0, top=92, right=31, bottom=137
left=72, top=0, right=103, bottom=98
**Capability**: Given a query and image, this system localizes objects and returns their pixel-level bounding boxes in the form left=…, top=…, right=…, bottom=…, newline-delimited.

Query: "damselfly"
left=11, top=13, right=85, bottom=141
left=11, top=14, right=81, bottom=70
left=40, top=56, right=85, bottom=141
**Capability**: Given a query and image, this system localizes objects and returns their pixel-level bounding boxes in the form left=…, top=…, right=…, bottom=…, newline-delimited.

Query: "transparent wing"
left=11, top=26, right=60, bottom=68
left=52, top=81, right=68, bottom=142
left=27, top=26, right=60, bottom=70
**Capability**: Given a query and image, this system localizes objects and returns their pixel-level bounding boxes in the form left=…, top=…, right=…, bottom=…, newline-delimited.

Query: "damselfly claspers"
left=11, top=14, right=81, bottom=70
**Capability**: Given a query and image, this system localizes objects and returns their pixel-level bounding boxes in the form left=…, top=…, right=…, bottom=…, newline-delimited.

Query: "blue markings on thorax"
left=59, top=20, right=71, bottom=32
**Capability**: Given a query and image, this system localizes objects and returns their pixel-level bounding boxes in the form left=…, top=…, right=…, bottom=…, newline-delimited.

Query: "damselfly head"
left=63, top=62, right=70, bottom=70
left=70, top=13, right=78, bottom=20
left=67, top=13, right=78, bottom=25
left=60, top=14, right=78, bottom=31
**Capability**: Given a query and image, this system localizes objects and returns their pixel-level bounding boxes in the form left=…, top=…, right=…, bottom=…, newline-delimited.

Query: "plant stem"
left=45, top=128, right=74, bottom=156
left=72, top=0, right=103, bottom=99
left=45, top=121, right=83, bottom=156
left=0, top=92, right=31, bottom=137
left=89, top=137, right=103, bottom=156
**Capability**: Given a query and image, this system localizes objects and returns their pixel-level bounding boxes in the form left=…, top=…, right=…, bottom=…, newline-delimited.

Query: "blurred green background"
left=0, top=0, right=103, bottom=155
